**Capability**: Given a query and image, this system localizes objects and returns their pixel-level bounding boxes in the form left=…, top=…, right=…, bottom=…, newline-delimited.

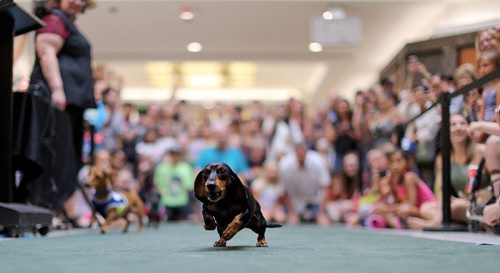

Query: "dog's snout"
left=206, top=167, right=218, bottom=191
left=206, top=181, right=217, bottom=191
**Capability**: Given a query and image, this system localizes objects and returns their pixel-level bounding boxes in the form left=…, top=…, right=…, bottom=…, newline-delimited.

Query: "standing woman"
left=30, top=0, right=96, bottom=167
left=325, top=99, right=360, bottom=172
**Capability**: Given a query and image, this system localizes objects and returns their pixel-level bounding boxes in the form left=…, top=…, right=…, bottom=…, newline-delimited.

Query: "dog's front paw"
left=214, top=238, right=226, bottom=247
left=204, top=222, right=216, bottom=230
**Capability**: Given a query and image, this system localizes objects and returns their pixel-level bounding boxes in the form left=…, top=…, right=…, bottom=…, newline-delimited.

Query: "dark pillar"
left=0, top=12, right=15, bottom=203
left=440, top=92, right=452, bottom=224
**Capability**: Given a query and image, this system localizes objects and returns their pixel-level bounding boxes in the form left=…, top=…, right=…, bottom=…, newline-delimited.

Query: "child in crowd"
left=251, top=161, right=286, bottom=223
left=477, top=51, right=500, bottom=122
left=373, top=150, right=437, bottom=229
left=320, top=152, right=361, bottom=225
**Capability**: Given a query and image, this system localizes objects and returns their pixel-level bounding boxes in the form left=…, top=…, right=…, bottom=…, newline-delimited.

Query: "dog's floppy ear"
left=194, top=168, right=207, bottom=201
left=88, top=167, right=99, bottom=187
left=223, top=163, right=242, bottom=186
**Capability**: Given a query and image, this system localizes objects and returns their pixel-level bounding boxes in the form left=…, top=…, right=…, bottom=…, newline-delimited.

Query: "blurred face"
left=337, top=100, right=350, bottom=118
left=376, top=93, right=393, bottom=111
left=215, top=129, right=229, bottom=150
left=276, top=105, right=288, bottom=120
left=389, top=152, right=407, bottom=176
left=94, top=151, right=110, bottom=169
left=265, top=165, right=278, bottom=182
left=170, top=152, right=183, bottom=163
left=368, top=150, right=388, bottom=173
left=144, top=130, right=157, bottom=143
left=343, top=153, right=359, bottom=177
left=478, top=59, right=496, bottom=78
left=355, top=93, right=364, bottom=106
left=111, top=151, right=126, bottom=169
left=60, top=0, right=85, bottom=17
left=456, top=75, right=473, bottom=89
left=413, top=86, right=427, bottom=105
left=478, top=32, right=499, bottom=52
left=295, top=145, right=308, bottom=167
left=430, top=76, right=443, bottom=95
left=104, top=89, right=119, bottom=107
left=465, top=89, right=480, bottom=106
left=450, top=115, right=468, bottom=144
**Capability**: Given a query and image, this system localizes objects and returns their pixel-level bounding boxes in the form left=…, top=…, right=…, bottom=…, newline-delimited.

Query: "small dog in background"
left=138, top=170, right=163, bottom=228
left=143, top=189, right=162, bottom=228
left=88, top=166, right=145, bottom=234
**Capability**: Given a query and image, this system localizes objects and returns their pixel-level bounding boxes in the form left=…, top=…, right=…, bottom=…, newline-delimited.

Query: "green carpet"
left=1, top=223, right=499, bottom=273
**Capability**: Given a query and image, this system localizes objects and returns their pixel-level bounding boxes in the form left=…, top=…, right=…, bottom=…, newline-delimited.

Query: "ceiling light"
left=187, top=42, right=202, bottom=52
left=144, top=62, right=173, bottom=74
left=180, top=62, right=222, bottom=73
left=184, top=75, right=223, bottom=88
left=323, top=8, right=346, bottom=21
left=322, top=11, right=334, bottom=21
left=179, top=7, right=194, bottom=21
left=228, top=62, right=257, bottom=74
left=308, top=42, right=323, bottom=52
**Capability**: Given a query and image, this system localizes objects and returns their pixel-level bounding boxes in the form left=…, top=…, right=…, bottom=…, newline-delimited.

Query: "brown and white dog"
left=88, top=166, right=145, bottom=234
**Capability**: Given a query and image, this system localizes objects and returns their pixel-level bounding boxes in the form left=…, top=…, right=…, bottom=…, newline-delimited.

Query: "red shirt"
left=36, top=14, right=70, bottom=39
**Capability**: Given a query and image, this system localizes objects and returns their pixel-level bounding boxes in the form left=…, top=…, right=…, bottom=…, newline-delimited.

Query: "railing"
left=404, top=68, right=500, bottom=229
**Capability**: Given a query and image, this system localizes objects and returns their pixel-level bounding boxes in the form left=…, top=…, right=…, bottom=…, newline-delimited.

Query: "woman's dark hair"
left=339, top=151, right=362, bottom=197
left=47, top=0, right=96, bottom=13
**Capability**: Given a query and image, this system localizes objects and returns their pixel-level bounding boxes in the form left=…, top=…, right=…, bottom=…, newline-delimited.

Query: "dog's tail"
left=266, top=223, right=282, bottom=228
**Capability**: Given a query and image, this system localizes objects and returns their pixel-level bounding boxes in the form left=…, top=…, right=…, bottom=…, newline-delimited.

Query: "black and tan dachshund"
left=194, top=163, right=281, bottom=247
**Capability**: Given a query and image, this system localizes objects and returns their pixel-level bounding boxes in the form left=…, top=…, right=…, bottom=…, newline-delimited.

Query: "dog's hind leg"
left=250, top=215, right=268, bottom=247
left=127, top=193, right=145, bottom=233
left=122, top=215, right=130, bottom=233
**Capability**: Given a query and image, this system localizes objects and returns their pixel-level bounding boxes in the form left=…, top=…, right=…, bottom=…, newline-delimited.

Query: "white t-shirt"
left=278, top=150, right=331, bottom=214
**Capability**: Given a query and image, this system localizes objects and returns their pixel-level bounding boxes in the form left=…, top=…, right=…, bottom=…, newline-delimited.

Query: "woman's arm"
left=469, top=121, right=500, bottom=136
left=36, top=33, right=66, bottom=110
left=479, top=93, right=486, bottom=121
left=324, top=121, right=338, bottom=142
left=13, top=34, right=27, bottom=63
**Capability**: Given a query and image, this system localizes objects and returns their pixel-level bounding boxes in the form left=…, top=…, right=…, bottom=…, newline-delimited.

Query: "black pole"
left=424, top=92, right=467, bottom=232
left=0, top=12, right=15, bottom=203
left=440, top=92, right=452, bottom=225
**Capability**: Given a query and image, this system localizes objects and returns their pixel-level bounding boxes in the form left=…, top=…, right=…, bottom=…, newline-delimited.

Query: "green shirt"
left=154, top=161, right=194, bottom=207
left=450, top=161, right=490, bottom=196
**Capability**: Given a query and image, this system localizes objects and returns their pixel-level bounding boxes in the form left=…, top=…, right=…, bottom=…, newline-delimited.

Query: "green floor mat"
left=1, top=223, right=499, bottom=273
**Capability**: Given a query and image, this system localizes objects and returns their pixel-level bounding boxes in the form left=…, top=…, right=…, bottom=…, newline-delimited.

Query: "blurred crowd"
left=63, top=27, right=500, bottom=232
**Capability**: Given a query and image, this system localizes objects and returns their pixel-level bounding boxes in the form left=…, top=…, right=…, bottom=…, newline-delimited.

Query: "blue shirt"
left=195, top=147, right=249, bottom=174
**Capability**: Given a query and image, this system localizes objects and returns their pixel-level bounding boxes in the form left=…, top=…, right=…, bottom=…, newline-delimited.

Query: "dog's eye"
left=218, top=169, right=228, bottom=177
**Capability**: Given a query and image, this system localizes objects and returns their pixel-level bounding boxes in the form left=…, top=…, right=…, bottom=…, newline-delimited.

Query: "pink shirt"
left=394, top=179, right=436, bottom=208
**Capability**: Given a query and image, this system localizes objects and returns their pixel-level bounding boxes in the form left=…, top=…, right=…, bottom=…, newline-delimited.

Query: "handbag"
left=27, top=80, right=51, bottom=104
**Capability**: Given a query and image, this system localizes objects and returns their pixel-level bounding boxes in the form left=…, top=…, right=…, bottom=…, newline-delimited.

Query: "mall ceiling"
left=17, top=0, right=500, bottom=104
